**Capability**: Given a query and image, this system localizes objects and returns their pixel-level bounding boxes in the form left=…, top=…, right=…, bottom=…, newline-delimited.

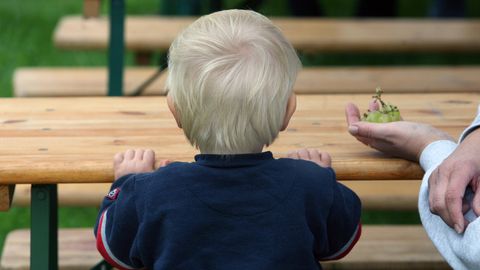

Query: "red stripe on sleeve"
left=320, top=223, right=362, bottom=261
left=96, top=210, right=132, bottom=270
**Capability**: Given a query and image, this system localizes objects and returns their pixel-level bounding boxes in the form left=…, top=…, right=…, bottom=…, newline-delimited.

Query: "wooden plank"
left=12, top=184, right=109, bottom=206
left=323, top=225, right=449, bottom=270
left=14, top=66, right=480, bottom=97
left=54, top=16, right=480, bottom=52
left=0, top=185, right=15, bottom=211
left=11, top=181, right=420, bottom=210
left=0, top=228, right=101, bottom=270
left=343, top=180, right=420, bottom=210
left=83, top=0, right=101, bottom=18
left=0, top=93, right=477, bottom=184
left=1, top=226, right=448, bottom=270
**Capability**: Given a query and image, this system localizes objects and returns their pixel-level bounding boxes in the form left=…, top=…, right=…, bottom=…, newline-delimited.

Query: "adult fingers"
left=368, top=99, right=379, bottom=112
left=472, top=182, right=480, bottom=216
left=348, top=121, right=389, bottom=140
left=446, top=170, right=473, bottom=233
left=345, top=103, right=361, bottom=126
left=428, top=168, right=453, bottom=227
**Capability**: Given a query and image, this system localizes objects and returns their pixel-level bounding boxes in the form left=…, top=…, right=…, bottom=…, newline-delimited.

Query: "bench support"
left=108, top=0, right=125, bottom=96
left=0, top=185, right=15, bottom=211
left=31, top=184, right=58, bottom=270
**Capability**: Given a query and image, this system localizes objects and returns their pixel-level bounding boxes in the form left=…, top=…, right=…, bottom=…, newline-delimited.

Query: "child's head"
left=167, top=9, right=301, bottom=154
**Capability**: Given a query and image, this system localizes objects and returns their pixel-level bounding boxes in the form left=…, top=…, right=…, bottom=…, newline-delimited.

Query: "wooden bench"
left=54, top=16, right=480, bottom=52
left=0, top=225, right=449, bottom=270
left=13, top=66, right=480, bottom=97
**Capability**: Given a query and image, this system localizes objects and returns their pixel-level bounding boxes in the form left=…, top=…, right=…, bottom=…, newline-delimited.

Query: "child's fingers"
left=134, top=149, right=145, bottom=160
left=318, top=152, right=332, bottom=168
left=143, top=149, right=155, bottom=165
left=159, top=159, right=171, bottom=168
left=125, top=149, right=135, bottom=160
left=307, top=149, right=322, bottom=164
left=297, top=149, right=310, bottom=160
left=114, top=152, right=124, bottom=164
left=286, top=150, right=299, bottom=159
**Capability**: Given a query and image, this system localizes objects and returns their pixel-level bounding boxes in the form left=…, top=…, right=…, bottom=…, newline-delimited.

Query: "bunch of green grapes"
left=362, top=87, right=401, bottom=123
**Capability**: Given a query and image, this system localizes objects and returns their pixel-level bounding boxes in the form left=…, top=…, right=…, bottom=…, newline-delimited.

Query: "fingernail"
left=348, top=125, right=359, bottom=135
left=454, top=224, right=463, bottom=234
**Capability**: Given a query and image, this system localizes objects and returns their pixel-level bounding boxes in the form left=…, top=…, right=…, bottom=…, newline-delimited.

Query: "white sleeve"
left=417, top=139, right=480, bottom=270
left=459, top=105, right=480, bottom=142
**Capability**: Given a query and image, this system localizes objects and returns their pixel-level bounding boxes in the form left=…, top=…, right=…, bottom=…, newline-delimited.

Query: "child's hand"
left=287, top=148, right=332, bottom=168
left=114, top=149, right=167, bottom=180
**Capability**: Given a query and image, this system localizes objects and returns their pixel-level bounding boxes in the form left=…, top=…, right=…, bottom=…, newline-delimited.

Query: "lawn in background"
left=1, top=0, right=480, bottom=255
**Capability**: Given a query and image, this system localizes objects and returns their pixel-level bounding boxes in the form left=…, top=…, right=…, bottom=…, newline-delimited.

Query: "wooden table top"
left=0, top=93, right=477, bottom=184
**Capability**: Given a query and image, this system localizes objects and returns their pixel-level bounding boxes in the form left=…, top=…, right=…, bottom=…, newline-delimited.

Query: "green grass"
left=0, top=0, right=479, bottom=257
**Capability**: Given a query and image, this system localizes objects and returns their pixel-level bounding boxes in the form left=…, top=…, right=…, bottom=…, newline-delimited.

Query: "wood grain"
left=0, top=93, right=477, bottom=184
left=54, top=16, right=480, bottom=52
left=0, top=185, right=15, bottom=211
left=14, top=66, right=480, bottom=97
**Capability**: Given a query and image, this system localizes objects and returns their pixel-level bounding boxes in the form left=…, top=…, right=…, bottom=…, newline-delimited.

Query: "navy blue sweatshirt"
left=94, top=152, right=361, bottom=270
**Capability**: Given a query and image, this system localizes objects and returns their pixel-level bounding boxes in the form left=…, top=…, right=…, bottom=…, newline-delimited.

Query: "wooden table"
left=0, top=93, right=478, bottom=269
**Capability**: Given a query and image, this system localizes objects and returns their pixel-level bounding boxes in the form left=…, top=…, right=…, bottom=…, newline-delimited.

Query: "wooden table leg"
left=30, top=184, right=58, bottom=270
left=0, top=185, right=15, bottom=211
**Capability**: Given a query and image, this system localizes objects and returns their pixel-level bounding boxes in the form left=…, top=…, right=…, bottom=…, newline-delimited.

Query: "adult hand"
left=287, top=148, right=331, bottom=168
left=428, top=128, right=480, bottom=233
left=345, top=102, right=454, bottom=162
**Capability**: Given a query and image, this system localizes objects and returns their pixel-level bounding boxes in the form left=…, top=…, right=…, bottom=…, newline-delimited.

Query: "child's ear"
left=167, top=94, right=182, bottom=129
left=280, top=93, right=296, bottom=131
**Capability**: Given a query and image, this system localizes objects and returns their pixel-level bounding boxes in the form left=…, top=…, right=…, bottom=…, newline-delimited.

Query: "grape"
left=361, top=87, right=402, bottom=123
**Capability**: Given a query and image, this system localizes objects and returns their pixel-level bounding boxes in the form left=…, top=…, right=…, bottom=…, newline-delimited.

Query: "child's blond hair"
left=167, top=9, right=301, bottom=154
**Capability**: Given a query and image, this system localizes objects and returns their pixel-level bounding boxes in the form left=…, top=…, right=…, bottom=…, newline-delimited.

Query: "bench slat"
left=0, top=226, right=448, bottom=269
left=323, top=226, right=449, bottom=270
left=0, top=228, right=101, bottom=270
left=54, top=16, right=480, bottom=52
left=14, top=66, right=480, bottom=97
